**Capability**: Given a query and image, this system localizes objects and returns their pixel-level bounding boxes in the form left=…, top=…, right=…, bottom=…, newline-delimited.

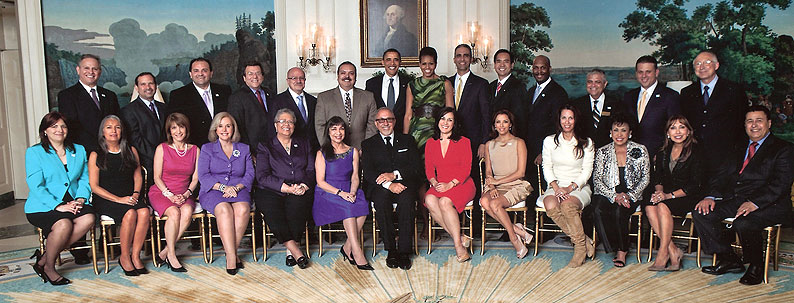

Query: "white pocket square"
left=397, top=149, right=408, bottom=152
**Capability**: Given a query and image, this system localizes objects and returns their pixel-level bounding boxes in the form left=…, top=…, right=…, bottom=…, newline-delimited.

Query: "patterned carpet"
left=1, top=244, right=794, bottom=302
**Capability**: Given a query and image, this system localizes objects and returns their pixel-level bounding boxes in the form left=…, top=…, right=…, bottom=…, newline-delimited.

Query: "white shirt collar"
left=339, top=87, right=354, bottom=102
left=288, top=88, right=304, bottom=99
left=79, top=80, right=98, bottom=95
left=193, top=83, right=211, bottom=96
left=590, top=93, right=605, bottom=113
left=640, top=81, right=658, bottom=97
left=497, top=74, right=511, bottom=85
left=700, top=75, right=719, bottom=94
left=382, top=74, right=400, bottom=101
left=379, top=131, right=394, bottom=143
left=536, top=77, right=552, bottom=91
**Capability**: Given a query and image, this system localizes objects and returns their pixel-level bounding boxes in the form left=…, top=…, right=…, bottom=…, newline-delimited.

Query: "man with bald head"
left=272, top=67, right=318, bottom=149
left=378, top=4, right=418, bottom=57
left=315, top=61, right=378, bottom=150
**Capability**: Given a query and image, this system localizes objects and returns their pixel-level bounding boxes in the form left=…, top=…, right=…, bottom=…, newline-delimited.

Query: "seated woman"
left=198, top=112, right=254, bottom=275
left=25, top=112, right=95, bottom=285
left=424, top=107, right=476, bottom=262
left=89, top=115, right=148, bottom=276
left=591, top=113, right=650, bottom=268
left=646, top=115, right=703, bottom=271
left=148, top=113, right=199, bottom=272
left=540, top=104, right=595, bottom=268
left=313, top=116, right=371, bottom=270
left=480, top=109, right=534, bottom=259
left=256, top=108, right=314, bottom=269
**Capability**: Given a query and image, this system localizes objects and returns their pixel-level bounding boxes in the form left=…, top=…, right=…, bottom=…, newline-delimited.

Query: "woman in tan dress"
left=480, top=109, right=534, bottom=258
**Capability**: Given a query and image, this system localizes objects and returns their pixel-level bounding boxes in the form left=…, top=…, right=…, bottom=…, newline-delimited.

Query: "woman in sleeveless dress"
left=403, top=46, right=454, bottom=150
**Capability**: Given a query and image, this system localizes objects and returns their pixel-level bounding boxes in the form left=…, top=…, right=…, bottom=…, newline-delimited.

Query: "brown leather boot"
left=561, top=202, right=587, bottom=268
left=545, top=206, right=570, bottom=235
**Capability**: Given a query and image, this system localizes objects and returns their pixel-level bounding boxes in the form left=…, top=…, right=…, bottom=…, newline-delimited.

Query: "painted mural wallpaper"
left=42, top=0, right=276, bottom=109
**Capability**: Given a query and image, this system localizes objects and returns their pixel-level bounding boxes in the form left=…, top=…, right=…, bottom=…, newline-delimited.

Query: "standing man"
left=272, top=67, right=318, bottom=149
left=694, top=106, right=794, bottom=285
left=315, top=61, right=378, bottom=150
left=361, top=108, right=421, bottom=270
left=121, top=72, right=165, bottom=184
left=489, top=49, right=529, bottom=140
left=58, top=54, right=120, bottom=153
left=168, top=57, right=232, bottom=146
left=572, top=69, right=623, bottom=149
left=622, top=55, right=680, bottom=155
left=365, top=48, right=410, bottom=133
left=450, top=44, right=490, bottom=159
left=227, top=61, right=274, bottom=154
left=680, top=51, right=748, bottom=177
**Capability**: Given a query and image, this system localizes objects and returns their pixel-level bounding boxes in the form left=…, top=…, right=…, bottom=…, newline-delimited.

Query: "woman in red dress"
left=424, top=107, right=476, bottom=262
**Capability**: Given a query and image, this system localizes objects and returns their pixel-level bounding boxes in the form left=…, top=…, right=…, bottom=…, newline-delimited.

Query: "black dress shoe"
left=236, top=261, right=244, bottom=269
left=341, top=246, right=356, bottom=265
left=30, top=249, right=46, bottom=282
left=165, top=258, right=187, bottom=273
left=357, top=263, right=375, bottom=270
left=48, top=275, right=71, bottom=286
left=286, top=255, right=297, bottom=267
left=226, top=267, right=239, bottom=275
left=296, top=256, right=309, bottom=269
left=386, top=251, right=400, bottom=269
left=702, top=260, right=745, bottom=275
left=739, top=265, right=764, bottom=285
left=135, top=266, right=149, bottom=274
left=398, top=253, right=412, bottom=270
left=118, top=259, right=139, bottom=276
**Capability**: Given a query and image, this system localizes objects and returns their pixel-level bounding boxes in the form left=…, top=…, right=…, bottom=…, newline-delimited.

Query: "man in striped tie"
left=571, top=69, right=623, bottom=149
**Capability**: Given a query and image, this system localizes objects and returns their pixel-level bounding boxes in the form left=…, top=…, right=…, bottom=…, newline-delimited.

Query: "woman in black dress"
left=88, top=115, right=148, bottom=276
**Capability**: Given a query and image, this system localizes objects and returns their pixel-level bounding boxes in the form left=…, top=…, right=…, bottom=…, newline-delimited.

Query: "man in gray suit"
left=315, top=61, right=378, bottom=149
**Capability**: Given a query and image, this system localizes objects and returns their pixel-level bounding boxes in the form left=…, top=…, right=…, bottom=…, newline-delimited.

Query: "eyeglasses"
left=287, top=77, right=306, bottom=81
left=694, top=60, right=714, bottom=67
left=375, top=117, right=396, bottom=123
left=277, top=119, right=295, bottom=125
left=246, top=71, right=263, bottom=77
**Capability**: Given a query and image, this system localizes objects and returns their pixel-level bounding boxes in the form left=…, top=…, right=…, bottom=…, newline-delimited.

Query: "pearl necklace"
left=171, top=144, right=188, bottom=157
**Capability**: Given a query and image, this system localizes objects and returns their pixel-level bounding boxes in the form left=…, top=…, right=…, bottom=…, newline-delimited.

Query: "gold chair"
left=707, top=218, right=782, bottom=284
left=427, top=158, right=483, bottom=255
left=647, top=212, right=701, bottom=266
left=37, top=227, right=99, bottom=275
left=371, top=201, right=419, bottom=257
left=479, top=158, right=529, bottom=255
left=205, top=204, right=258, bottom=263
left=261, top=217, right=310, bottom=261
left=151, top=203, right=208, bottom=265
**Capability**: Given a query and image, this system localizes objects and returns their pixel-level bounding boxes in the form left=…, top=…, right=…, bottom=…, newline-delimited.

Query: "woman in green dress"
left=403, top=47, right=454, bottom=148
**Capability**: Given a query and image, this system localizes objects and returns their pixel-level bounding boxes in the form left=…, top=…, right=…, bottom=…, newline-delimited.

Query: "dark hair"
left=241, top=61, right=263, bottom=77
left=337, top=61, right=356, bottom=74
left=431, top=107, right=463, bottom=141
left=383, top=48, right=401, bottom=59
left=164, top=113, right=191, bottom=144
left=554, top=104, right=590, bottom=159
left=489, top=109, right=516, bottom=138
left=79, top=54, right=101, bottom=65
left=454, top=43, right=472, bottom=55
left=635, top=55, right=658, bottom=69
left=189, top=57, right=213, bottom=71
left=661, top=114, right=697, bottom=161
left=610, top=112, right=636, bottom=133
left=321, top=116, right=351, bottom=161
left=419, top=47, right=438, bottom=63
left=493, top=49, right=513, bottom=63
left=38, top=111, right=74, bottom=153
left=746, top=105, right=772, bottom=121
left=96, top=115, right=138, bottom=171
left=134, top=72, right=155, bottom=86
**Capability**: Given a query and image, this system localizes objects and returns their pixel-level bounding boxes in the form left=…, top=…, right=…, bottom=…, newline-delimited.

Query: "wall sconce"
left=458, top=21, right=490, bottom=71
left=297, top=23, right=334, bottom=72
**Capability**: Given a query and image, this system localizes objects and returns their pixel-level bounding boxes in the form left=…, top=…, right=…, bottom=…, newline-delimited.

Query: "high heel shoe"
left=585, top=236, right=595, bottom=258
left=666, top=248, right=684, bottom=272
left=514, top=223, right=534, bottom=244
left=341, top=246, right=355, bottom=265
left=461, top=235, right=473, bottom=248
left=296, top=256, right=310, bottom=269
left=118, top=259, right=139, bottom=276
left=513, top=239, right=529, bottom=259
left=226, top=266, right=239, bottom=275
left=154, top=253, right=166, bottom=267
left=30, top=249, right=46, bottom=282
left=48, top=275, right=71, bottom=286
left=456, top=252, right=472, bottom=263
left=165, top=257, right=187, bottom=273
left=356, top=263, right=375, bottom=270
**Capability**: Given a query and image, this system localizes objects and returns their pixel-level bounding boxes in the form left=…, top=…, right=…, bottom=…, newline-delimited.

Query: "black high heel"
left=165, top=257, right=187, bottom=273
left=118, top=259, right=139, bottom=276
left=296, top=256, right=309, bottom=269
left=356, top=263, right=374, bottom=270
left=154, top=253, right=166, bottom=267
left=340, top=246, right=355, bottom=265
left=48, top=275, right=71, bottom=286
left=30, top=249, right=46, bottom=282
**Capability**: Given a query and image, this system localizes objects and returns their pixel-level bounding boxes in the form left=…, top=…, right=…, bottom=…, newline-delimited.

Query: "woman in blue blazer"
left=25, top=112, right=95, bottom=285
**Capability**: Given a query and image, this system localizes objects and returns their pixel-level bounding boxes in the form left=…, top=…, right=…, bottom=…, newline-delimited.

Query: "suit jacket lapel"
left=65, top=148, right=77, bottom=181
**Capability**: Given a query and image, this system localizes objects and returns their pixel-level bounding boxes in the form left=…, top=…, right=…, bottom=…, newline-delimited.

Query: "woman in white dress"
left=540, top=104, right=595, bottom=267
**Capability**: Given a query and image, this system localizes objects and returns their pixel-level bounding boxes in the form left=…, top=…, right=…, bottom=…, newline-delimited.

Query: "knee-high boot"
left=545, top=206, right=570, bottom=236
left=561, top=202, right=587, bottom=268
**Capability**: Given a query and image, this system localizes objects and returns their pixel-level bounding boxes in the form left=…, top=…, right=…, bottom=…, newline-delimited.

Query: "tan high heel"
left=461, top=235, right=473, bottom=248
left=514, top=238, right=529, bottom=259
left=514, top=223, right=534, bottom=244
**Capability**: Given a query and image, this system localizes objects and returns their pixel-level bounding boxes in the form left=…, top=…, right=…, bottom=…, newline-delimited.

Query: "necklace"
left=171, top=144, right=188, bottom=157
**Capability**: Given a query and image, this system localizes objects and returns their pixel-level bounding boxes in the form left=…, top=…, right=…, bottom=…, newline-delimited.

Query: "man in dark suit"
left=680, top=51, right=748, bottom=177
left=167, top=58, right=231, bottom=146
left=365, top=48, right=410, bottom=132
left=571, top=69, right=624, bottom=149
left=361, top=108, right=421, bottom=270
left=489, top=49, right=529, bottom=140
left=120, top=72, right=165, bottom=184
left=622, top=55, right=680, bottom=155
left=315, top=61, right=378, bottom=150
left=58, top=54, right=120, bottom=153
left=693, top=106, right=794, bottom=285
left=57, top=53, right=119, bottom=264
left=227, top=62, right=274, bottom=155
left=272, top=67, right=318, bottom=149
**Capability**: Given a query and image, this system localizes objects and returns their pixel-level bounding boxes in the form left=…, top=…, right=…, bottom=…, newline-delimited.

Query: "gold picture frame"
left=360, top=0, right=428, bottom=67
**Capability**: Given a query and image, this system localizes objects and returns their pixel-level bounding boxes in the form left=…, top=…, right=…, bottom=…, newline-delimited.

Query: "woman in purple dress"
left=197, top=112, right=254, bottom=275
left=313, top=116, right=372, bottom=270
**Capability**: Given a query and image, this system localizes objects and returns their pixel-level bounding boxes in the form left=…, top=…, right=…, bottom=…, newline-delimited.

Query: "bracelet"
left=218, top=184, right=226, bottom=191
left=336, top=189, right=342, bottom=195
left=671, top=192, right=676, bottom=199
left=186, top=189, right=193, bottom=195
left=133, top=191, right=140, bottom=194
left=162, top=189, right=174, bottom=197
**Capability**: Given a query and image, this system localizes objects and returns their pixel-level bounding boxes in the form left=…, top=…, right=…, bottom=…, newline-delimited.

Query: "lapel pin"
left=655, top=94, right=660, bottom=98
left=101, top=94, right=106, bottom=98
left=215, top=93, right=220, bottom=97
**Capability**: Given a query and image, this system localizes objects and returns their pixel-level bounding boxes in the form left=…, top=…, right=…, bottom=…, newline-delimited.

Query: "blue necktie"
left=703, top=86, right=710, bottom=106
left=297, top=95, right=308, bottom=122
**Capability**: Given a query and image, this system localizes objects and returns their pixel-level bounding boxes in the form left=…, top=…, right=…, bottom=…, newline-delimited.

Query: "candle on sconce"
left=482, top=36, right=490, bottom=56
left=310, top=24, right=318, bottom=44
left=457, top=34, right=464, bottom=45
left=325, top=36, right=331, bottom=57
left=468, top=22, right=477, bottom=42
left=297, top=34, right=304, bottom=57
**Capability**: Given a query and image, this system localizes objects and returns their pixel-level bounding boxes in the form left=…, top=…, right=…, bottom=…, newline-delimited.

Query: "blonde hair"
left=207, top=112, right=241, bottom=143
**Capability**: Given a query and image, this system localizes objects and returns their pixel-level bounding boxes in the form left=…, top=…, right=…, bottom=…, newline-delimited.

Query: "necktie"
left=703, top=86, right=710, bottom=106
left=385, top=136, right=393, bottom=149
left=532, top=85, right=542, bottom=104
left=148, top=101, right=159, bottom=120
left=344, top=92, right=352, bottom=124
left=495, top=81, right=502, bottom=97
left=202, top=90, right=213, bottom=115
left=296, top=95, right=308, bottom=122
left=637, top=91, right=648, bottom=122
left=387, top=78, right=396, bottom=110
left=90, top=88, right=100, bottom=109
left=740, top=142, right=758, bottom=174
left=592, top=100, right=600, bottom=129
left=255, top=90, right=267, bottom=112
left=455, top=77, right=463, bottom=109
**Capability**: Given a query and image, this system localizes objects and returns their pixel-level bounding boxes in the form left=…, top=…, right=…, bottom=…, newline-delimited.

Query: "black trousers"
left=256, top=189, right=310, bottom=244
left=371, top=185, right=416, bottom=254
left=592, top=194, right=636, bottom=253
left=692, top=198, right=787, bottom=267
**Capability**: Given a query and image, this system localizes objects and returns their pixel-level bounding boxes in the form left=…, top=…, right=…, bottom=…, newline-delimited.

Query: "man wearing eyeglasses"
left=272, top=67, right=318, bottom=150
left=228, top=61, right=274, bottom=156
left=680, top=51, right=748, bottom=178
left=361, top=108, right=421, bottom=270
left=315, top=61, right=378, bottom=150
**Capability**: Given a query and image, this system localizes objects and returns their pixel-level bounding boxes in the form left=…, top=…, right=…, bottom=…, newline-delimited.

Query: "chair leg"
left=533, top=211, right=541, bottom=256
left=480, top=210, right=486, bottom=256
left=250, top=213, right=257, bottom=262
left=647, top=229, right=654, bottom=263
left=305, top=225, right=310, bottom=258
left=763, top=228, right=773, bottom=284
left=696, top=238, right=701, bottom=267
left=414, top=215, right=419, bottom=256
left=200, top=216, right=208, bottom=263
left=149, top=220, right=157, bottom=267
left=372, top=214, right=377, bottom=258
left=102, top=224, right=110, bottom=274
left=207, top=217, right=214, bottom=264
left=427, top=217, right=433, bottom=255
left=262, top=218, right=268, bottom=261
left=318, top=226, right=324, bottom=257
left=90, top=228, right=99, bottom=275
left=636, top=215, right=642, bottom=263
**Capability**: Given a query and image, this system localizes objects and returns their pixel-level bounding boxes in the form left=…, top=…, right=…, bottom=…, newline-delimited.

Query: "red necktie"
left=739, top=142, right=758, bottom=174
left=495, top=82, right=502, bottom=97
left=255, top=90, right=266, bottom=112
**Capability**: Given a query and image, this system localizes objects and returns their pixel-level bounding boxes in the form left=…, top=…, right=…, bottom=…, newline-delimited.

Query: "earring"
left=509, top=127, right=513, bottom=132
